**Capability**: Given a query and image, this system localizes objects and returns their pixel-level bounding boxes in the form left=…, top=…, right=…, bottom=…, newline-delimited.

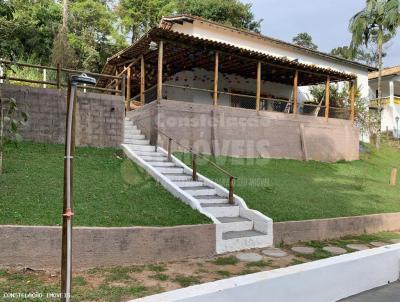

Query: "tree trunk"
left=375, top=27, right=384, bottom=149
left=62, top=0, right=68, bottom=29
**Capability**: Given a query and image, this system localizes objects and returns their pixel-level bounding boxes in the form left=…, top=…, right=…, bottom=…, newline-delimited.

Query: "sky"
left=244, top=0, right=400, bottom=67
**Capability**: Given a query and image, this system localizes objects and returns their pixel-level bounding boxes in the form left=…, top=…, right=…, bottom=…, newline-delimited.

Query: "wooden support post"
left=115, top=69, right=119, bottom=94
left=167, top=138, right=172, bottom=161
left=140, top=55, right=145, bottom=106
left=350, top=79, right=356, bottom=124
left=256, top=61, right=261, bottom=112
left=157, top=40, right=164, bottom=101
left=57, top=63, right=61, bottom=89
left=293, top=70, right=298, bottom=114
left=213, top=51, right=219, bottom=106
left=126, top=65, right=131, bottom=110
left=192, top=153, right=198, bottom=181
left=228, top=177, right=235, bottom=204
left=390, top=168, right=397, bottom=186
left=121, top=75, right=126, bottom=100
left=324, top=76, right=330, bottom=120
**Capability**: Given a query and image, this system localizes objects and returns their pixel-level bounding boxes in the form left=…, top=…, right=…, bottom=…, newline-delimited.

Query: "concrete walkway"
left=340, top=282, right=400, bottom=302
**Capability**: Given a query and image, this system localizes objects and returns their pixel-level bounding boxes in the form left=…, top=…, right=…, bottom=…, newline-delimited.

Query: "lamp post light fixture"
left=61, top=73, right=96, bottom=302
left=149, top=41, right=158, bottom=51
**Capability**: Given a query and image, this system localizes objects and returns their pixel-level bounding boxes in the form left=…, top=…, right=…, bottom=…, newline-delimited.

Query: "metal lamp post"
left=61, top=74, right=96, bottom=302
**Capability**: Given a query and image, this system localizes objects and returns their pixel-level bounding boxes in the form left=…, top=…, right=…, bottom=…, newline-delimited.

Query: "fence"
left=0, top=59, right=125, bottom=95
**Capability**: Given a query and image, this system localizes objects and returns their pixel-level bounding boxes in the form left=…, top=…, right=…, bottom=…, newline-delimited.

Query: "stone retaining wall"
left=274, top=212, right=400, bottom=245
left=0, top=224, right=215, bottom=269
left=0, top=84, right=124, bottom=147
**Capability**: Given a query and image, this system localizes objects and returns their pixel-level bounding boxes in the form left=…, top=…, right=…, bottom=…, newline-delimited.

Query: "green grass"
left=0, top=142, right=210, bottom=226
left=173, top=275, right=201, bottom=287
left=175, top=141, right=400, bottom=222
left=212, top=256, right=239, bottom=265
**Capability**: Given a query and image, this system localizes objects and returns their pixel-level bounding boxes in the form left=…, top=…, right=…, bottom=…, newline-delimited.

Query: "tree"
left=51, top=0, right=76, bottom=67
left=0, top=0, right=15, bottom=59
left=68, top=0, right=127, bottom=71
left=349, top=0, right=400, bottom=148
left=175, top=0, right=262, bottom=32
left=9, top=0, right=62, bottom=64
left=116, top=0, right=262, bottom=43
left=292, top=32, right=318, bottom=50
left=0, top=97, right=28, bottom=175
left=330, top=45, right=384, bottom=67
left=117, top=0, right=173, bottom=43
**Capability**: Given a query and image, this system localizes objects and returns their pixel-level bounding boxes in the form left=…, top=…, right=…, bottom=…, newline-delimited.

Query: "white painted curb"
left=129, top=244, right=400, bottom=302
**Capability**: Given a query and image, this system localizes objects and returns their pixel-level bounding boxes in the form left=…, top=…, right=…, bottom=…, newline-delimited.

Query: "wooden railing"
left=0, top=59, right=125, bottom=95
left=134, top=116, right=237, bottom=204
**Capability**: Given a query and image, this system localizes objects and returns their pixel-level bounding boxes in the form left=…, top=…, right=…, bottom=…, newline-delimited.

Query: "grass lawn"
left=0, top=142, right=210, bottom=226
left=176, top=140, right=400, bottom=222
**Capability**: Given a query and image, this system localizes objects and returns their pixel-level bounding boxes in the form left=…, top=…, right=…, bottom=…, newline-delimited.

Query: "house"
left=99, top=15, right=375, bottom=162
left=369, top=66, right=400, bottom=138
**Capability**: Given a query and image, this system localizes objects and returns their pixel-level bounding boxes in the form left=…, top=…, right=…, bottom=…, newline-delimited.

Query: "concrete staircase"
left=122, top=118, right=273, bottom=253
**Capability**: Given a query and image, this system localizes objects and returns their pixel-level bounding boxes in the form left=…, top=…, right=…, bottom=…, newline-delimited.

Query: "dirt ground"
left=1, top=232, right=400, bottom=302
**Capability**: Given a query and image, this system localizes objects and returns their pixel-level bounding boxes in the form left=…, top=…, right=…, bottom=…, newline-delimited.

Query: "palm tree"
left=349, top=0, right=400, bottom=148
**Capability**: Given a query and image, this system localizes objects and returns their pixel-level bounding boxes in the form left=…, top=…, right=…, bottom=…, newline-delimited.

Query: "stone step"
left=164, top=173, right=192, bottom=181
left=195, top=195, right=228, bottom=204
left=149, top=162, right=175, bottom=167
left=183, top=186, right=216, bottom=196
left=174, top=181, right=205, bottom=188
left=218, top=216, right=253, bottom=232
left=125, top=134, right=145, bottom=140
left=127, top=144, right=156, bottom=152
left=201, top=203, right=239, bottom=217
left=124, top=139, right=150, bottom=145
left=158, top=167, right=184, bottom=174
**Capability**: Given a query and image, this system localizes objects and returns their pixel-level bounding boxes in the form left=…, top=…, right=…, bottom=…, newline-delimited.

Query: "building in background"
left=369, top=66, right=400, bottom=138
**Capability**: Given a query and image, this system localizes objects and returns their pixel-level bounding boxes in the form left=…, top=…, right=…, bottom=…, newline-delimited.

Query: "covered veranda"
left=99, top=28, right=357, bottom=122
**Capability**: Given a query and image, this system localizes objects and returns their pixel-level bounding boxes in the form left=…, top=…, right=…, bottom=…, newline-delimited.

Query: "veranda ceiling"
left=98, top=28, right=357, bottom=94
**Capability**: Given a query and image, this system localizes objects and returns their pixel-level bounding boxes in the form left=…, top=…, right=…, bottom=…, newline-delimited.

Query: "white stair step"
left=125, top=129, right=141, bottom=135
left=219, top=230, right=270, bottom=253
left=183, top=187, right=216, bottom=196
left=149, top=162, right=175, bottom=167
left=217, top=217, right=253, bottom=232
left=164, top=173, right=192, bottom=181
left=158, top=167, right=184, bottom=174
left=174, top=181, right=204, bottom=188
left=124, top=139, right=150, bottom=145
left=195, top=195, right=228, bottom=204
left=127, top=145, right=156, bottom=152
left=223, top=230, right=266, bottom=240
left=201, top=203, right=239, bottom=217
left=125, top=134, right=145, bottom=140
left=134, top=151, right=165, bottom=157
left=125, top=125, right=138, bottom=130
left=142, top=156, right=168, bottom=162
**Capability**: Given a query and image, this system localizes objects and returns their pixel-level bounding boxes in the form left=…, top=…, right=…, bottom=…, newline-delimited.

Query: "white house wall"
left=170, top=20, right=370, bottom=100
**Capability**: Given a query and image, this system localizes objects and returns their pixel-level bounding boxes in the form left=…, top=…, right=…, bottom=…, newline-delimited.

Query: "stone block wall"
left=0, top=84, right=124, bottom=147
